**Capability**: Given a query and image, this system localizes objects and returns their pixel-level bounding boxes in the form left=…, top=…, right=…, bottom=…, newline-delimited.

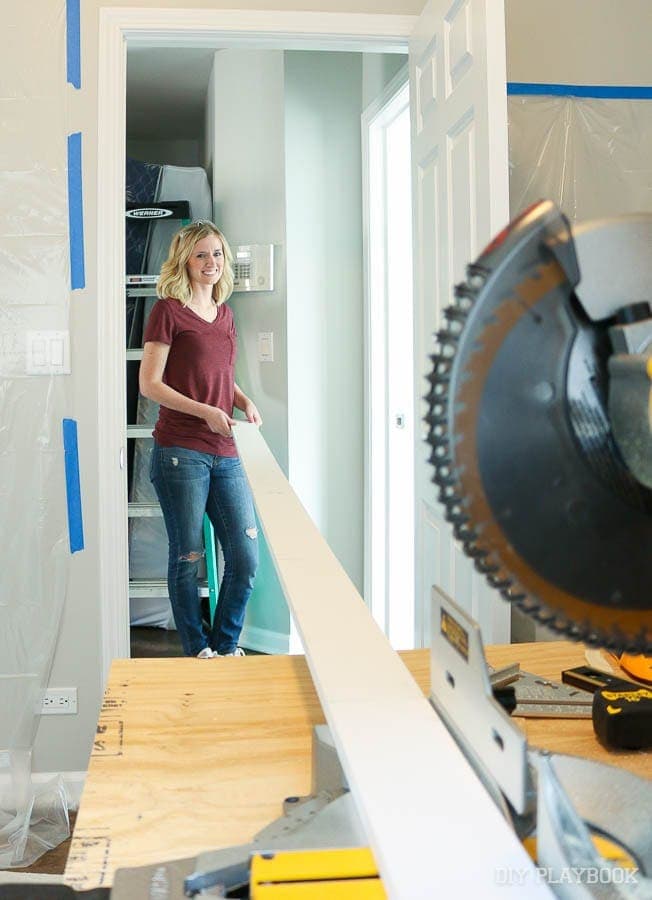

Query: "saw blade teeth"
left=445, top=317, right=464, bottom=336
left=448, top=306, right=470, bottom=320
left=474, top=558, right=500, bottom=575
left=446, top=304, right=471, bottom=321
left=465, top=544, right=489, bottom=560
left=502, top=586, right=526, bottom=603
left=487, top=574, right=512, bottom=591
left=435, top=330, right=458, bottom=354
left=466, top=265, right=489, bottom=289
left=446, top=512, right=470, bottom=528
left=427, top=413, right=447, bottom=429
left=454, top=295, right=474, bottom=314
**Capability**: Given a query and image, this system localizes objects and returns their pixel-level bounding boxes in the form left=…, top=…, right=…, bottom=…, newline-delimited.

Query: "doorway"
left=98, top=12, right=414, bottom=670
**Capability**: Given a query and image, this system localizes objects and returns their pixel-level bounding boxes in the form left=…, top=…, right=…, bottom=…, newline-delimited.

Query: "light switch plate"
left=26, top=330, right=71, bottom=374
left=258, top=332, right=274, bottom=362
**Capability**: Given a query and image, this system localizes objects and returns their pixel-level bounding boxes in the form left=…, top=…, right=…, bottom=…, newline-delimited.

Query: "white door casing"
left=362, top=70, right=415, bottom=649
left=97, top=9, right=414, bottom=681
left=409, top=0, right=511, bottom=646
left=98, top=4, right=511, bottom=675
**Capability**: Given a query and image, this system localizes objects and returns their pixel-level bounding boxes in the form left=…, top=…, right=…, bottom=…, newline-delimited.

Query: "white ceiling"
left=126, top=47, right=216, bottom=140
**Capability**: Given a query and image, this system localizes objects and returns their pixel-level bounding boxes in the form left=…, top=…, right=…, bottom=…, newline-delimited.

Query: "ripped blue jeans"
left=150, top=444, right=259, bottom=656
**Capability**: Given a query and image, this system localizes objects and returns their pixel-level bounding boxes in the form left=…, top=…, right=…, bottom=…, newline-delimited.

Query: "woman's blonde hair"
left=157, top=220, right=234, bottom=306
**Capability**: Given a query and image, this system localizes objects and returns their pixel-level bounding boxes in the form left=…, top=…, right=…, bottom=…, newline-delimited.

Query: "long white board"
left=234, top=424, right=549, bottom=899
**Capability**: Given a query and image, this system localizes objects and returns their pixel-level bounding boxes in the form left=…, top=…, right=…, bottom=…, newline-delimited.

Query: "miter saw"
left=6, top=203, right=651, bottom=899
left=424, top=199, right=651, bottom=654
left=420, top=200, right=652, bottom=898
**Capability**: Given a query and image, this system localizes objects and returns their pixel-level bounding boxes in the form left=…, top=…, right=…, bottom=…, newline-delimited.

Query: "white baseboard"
left=240, top=623, right=289, bottom=655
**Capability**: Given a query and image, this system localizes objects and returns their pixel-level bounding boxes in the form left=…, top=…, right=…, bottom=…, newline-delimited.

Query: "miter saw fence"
left=425, top=200, right=652, bottom=652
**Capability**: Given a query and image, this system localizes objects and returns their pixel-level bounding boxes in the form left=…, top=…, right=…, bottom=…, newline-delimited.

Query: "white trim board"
left=233, top=424, right=547, bottom=900
left=97, top=8, right=415, bottom=684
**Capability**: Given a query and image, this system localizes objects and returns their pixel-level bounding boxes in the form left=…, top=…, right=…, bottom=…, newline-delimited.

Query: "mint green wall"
left=210, top=49, right=409, bottom=645
left=285, top=51, right=366, bottom=592
left=209, top=50, right=290, bottom=644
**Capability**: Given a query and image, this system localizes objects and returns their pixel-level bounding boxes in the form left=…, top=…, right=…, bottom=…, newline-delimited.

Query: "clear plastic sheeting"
left=0, top=0, right=73, bottom=868
left=0, top=764, right=69, bottom=869
left=0, top=383, right=72, bottom=866
left=509, top=95, right=652, bottom=222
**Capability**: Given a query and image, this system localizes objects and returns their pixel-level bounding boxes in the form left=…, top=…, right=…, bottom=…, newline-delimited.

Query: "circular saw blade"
left=425, top=201, right=652, bottom=653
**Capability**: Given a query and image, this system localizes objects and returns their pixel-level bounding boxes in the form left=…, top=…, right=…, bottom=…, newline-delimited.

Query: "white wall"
left=285, top=51, right=365, bottom=591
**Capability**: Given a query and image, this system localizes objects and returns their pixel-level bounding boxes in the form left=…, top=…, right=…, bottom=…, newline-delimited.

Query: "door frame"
left=97, top=8, right=416, bottom=680
left=361, top=66, right=413, bottom=642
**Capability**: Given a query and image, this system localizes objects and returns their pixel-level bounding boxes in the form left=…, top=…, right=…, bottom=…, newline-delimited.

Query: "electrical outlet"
left=41, top=688, right=78, bottom=715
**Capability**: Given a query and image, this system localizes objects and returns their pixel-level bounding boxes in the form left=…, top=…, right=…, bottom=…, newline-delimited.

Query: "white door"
left=409, top=0, right=511, bottom=646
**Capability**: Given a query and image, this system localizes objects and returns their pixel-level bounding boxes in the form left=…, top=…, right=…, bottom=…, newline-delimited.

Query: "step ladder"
left=126, top=391, right=219, bottom=625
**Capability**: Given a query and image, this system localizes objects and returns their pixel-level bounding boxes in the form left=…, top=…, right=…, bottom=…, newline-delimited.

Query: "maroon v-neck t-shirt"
left=143, top=297, right=238, bottom=456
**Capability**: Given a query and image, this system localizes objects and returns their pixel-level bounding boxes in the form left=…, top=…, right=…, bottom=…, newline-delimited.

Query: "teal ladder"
left=203, top=514, right=219, bottom=625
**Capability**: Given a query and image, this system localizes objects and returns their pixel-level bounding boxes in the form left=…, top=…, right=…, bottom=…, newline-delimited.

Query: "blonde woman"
left=139, top=221, right=261, bottom=658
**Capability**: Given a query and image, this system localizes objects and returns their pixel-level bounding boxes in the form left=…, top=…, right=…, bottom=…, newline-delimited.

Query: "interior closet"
left=125, top=50, right=214, bottom=636
left=123, top=46, right=411, bottom=657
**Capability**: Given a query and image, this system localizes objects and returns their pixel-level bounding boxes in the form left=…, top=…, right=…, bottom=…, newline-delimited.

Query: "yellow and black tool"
left=592, top=683, right=652, bottom=750
left=250, top=847, right=386, bottom=899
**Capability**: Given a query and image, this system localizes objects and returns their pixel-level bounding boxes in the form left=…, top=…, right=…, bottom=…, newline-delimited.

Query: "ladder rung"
left=126, top=287, right=158, bottom=297
left=129, top=579, right=209, bottom=599
left=127, top=425, right=154, bottom=439
left=128, top=502, right=162, bottom=518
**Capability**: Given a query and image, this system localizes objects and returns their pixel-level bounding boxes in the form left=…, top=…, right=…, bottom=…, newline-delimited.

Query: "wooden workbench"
left=64, top=642, right=651, bottom=890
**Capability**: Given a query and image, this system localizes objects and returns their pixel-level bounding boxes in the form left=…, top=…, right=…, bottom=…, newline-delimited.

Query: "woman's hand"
left=243, top=400, right=263, bottom=426
left=205, top=407, right=237, bottom=436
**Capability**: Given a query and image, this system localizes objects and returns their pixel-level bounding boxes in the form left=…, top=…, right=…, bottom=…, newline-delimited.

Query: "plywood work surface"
left=64, top=643, right=650, bottom=890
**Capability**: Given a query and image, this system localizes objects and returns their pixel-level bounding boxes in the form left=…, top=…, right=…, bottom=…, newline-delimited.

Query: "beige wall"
left=506, top=0, right=652, bottom=84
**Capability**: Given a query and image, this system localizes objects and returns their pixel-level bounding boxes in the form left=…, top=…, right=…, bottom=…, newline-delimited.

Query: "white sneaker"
left=196, top=647, right=217, bottom=659
left=217, top=647, right=246, bottom=657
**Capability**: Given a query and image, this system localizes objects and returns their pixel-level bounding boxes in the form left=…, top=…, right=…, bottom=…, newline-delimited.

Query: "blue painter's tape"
left=507, top=82, right=652, bottom=100
left=66, top=0, right=81, bottom=89
left=67, top=133, right=86, bottom=290
left=63, top=419, right=85, bottom=554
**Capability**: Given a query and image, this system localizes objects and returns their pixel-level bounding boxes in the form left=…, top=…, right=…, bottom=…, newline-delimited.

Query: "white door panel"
left=410, top=0, right=510, bottom=645
left=416, top=498, right=442, bottom=644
